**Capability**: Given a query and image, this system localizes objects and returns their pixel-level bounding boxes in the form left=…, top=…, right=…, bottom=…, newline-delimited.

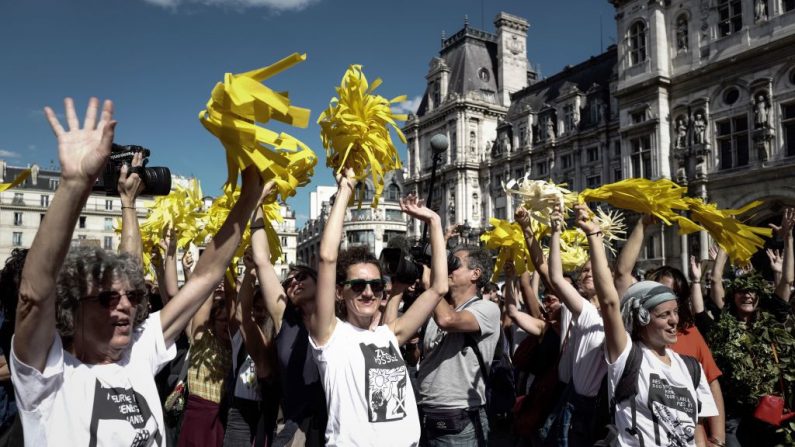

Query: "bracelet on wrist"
left=708, top=437, right=726, bottom=447
left=587, top=230, right=603, bottom=237
left=121, top=206, right=135, bottom=210
left=250, top=224, right=265, bottom=231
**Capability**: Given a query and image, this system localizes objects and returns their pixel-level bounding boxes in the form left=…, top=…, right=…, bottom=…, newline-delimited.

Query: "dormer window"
left=433, top=81, right=441, bottom=106
left=478, top=68, right=490, bottom=82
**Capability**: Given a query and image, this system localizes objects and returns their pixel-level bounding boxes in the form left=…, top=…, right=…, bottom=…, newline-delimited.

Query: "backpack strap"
left=464, top=332, right=491, bottom=380
left=611, top=342, right=645, bottom=446
left=680, top=354, right=703, bottom=414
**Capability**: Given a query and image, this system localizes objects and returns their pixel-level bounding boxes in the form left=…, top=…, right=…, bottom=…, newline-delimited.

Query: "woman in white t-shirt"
left=573, top=204, right=718, bottom=447
left=308, top=169, right=449, bottom=447
left=10, top=97, right=271, bottom=447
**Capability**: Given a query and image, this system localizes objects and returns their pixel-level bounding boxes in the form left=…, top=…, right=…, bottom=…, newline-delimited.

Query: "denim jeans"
left=421, top=407, right=489, bottom=447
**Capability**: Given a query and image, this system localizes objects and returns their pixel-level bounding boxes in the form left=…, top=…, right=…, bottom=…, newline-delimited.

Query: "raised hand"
left=335, top=167, right=357, bottom=189
left=45, top=97, right=115, bottom=185
left=549, top=206, right=563, bottom=233
left=504, top=259, right=516, bottom=279
left=444, top=224, right=460, bottom=241
left=766, top=248, right=783, bottom=274
left=242, top=248, right=256, bottom=273
left=574, top=203, right=600, bottom=235
left=769, top=208, right=795, bottom=239
left=515, top=206, right=531, bottom=229
left=118, top=150, right=144, bottom=205
left=689, top=255, right=702, bottom=282
left=400, top=193, right=438, bottom=222
left=181, top=251, right=194, bottom=272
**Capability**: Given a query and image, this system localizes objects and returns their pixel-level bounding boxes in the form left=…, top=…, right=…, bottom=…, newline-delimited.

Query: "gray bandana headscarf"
left=620, top=280, right=678, bottom=330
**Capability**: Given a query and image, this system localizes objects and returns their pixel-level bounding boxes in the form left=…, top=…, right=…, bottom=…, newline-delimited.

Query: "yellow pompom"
left=685, top=198, right=771, bottom=265
left=480, top=218, right=533, bottom=281
left=504, top=176, right=577, bottom=227
left=199, top=53, right=317, bottom=202
left=318, top=65, right=407, bottom=208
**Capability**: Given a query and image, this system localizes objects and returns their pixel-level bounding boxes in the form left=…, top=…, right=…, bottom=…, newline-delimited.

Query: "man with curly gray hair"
left=10, top=97, right=271, bottom=447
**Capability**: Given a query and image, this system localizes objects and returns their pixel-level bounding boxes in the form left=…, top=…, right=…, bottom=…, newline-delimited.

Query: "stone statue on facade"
left=544, top=115, right=555, bottom=142
left=675, top=118, right=688, bottom=149
left=755, top=0, right=768, bottom=22
left=676, top=19, right=689, bottom=51
left=753, top=94, right=769, bottom=128
left=472, top=193, right=479, bottom=218
left=693, top=113, right=706, bottom=145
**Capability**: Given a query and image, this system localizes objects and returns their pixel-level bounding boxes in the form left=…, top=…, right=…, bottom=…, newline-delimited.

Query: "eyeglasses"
left=292, top=271, right=311, bottom=282
left=83, top=290, right=146, bottom=308
left=341, top=279, right=385, bottom=294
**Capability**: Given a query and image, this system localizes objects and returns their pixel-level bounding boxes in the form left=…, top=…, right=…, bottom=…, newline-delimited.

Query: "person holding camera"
left=309, top=168, right=449, bottom=446
left=9, top=97, right=271, bottom=446
left=416, top=243, right=500, bottom=447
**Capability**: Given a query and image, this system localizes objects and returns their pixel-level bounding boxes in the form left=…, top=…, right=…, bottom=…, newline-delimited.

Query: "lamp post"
left=420, top=134, right=448, bottom=244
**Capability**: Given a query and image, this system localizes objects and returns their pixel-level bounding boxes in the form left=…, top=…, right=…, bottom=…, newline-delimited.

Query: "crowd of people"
left=0, top=96, right=794, bottom=447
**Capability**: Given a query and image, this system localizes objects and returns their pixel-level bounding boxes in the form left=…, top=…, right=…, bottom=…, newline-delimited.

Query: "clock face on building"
left=508, top=35, right=524, bottom=55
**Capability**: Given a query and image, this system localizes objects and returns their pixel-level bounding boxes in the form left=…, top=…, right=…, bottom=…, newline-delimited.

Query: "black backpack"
left=465, top=330, right=516, bottom=418
left=595, top=343, right=702, bottom=447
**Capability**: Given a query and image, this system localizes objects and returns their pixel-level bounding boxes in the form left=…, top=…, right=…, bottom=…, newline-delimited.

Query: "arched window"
left=629, top=21, right=647, bottom=65
left=675, top=15, right=688, bottom=52
left=385, top=183, right=400, bottom=202
left=355, top=182, right=374, bottom=202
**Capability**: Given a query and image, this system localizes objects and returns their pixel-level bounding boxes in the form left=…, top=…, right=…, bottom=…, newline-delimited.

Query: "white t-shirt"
left=557, top=300, right=607, bottom=396
left=231, top=331, right=260, bottom=401
left=10, top=312, right=176, bottom=447
left=310, top=319, right=420, bottom=447
left=607, top=336, right=718, bottom=447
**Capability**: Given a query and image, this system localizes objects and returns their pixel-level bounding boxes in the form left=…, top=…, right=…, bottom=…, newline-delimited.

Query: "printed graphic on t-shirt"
left=646, top=373, right=697, bottom=447
left=89, top=379, right=161, bottom=447
left=360, top=341, right=408, bottom=423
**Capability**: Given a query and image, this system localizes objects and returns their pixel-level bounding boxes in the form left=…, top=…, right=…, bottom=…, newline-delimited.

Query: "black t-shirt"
left=276, top=305, right=327, bottom=422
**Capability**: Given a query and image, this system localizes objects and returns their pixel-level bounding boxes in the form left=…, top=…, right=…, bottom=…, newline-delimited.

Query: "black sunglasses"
left=83, top=290, right=146, bottom=308
left=341, top=279, right=386, bottom=294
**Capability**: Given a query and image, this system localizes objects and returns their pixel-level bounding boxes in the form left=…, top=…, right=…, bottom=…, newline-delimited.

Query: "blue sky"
left=0, top=0, right=616, bottom=225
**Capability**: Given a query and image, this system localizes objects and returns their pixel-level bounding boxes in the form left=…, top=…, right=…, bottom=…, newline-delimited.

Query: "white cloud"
left=393, top=95, right=422, bottom=115
left=142, top=0, right=320, bottom=11
left=0, top=150, right=21, bottom=158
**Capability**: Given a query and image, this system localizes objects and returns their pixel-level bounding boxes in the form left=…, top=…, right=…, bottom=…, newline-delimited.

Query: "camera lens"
left=142, top=167, right=172, bottom=196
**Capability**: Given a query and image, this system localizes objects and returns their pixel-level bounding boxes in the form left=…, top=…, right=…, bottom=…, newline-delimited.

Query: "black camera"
left=379, top=243, right=462, bottom=285
left=93, top=144, right=172, bottom=196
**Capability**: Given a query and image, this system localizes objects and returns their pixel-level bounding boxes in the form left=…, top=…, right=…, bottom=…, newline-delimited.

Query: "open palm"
left=45, top=97, right=115, bottom=183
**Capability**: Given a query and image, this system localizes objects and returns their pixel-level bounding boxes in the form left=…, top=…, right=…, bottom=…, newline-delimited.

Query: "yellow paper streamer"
left=0, top=169, right=31, bottom=192
left=199, top=53, right=317, bottom=202
left=685, top=198, right=771, bottom=265
left=481, top=218, right=533, bottom=281
left=318, top=65, right=407, bottom=208
left=504, top=177, right=577, bottom=227
left=579, top=178, right=702, bottom=235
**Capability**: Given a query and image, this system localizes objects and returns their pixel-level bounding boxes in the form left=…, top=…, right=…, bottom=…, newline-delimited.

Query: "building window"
left=12, top=193, right=23, bottom=205
left=614, top=168, right=623, bottom=182
left=385, top=209, right=403, bottom=221
left=41, top=195, right=50, bottom=207
left=519, top=126, right=528, bottom=146
left=433, top=81, right=440, bottom=106
left=630, top=136, right=652, bottom=178
left=631, top=110, right=646, bottom=124
left=589, top=99, right=602, bottom=124
left=354, top=183, right=374, bottom=202
left=782, top=103, right=795, bottom=156
left=281, top=236, right=288, bottom=246
left=79, top=216, right=87, bottom=229
left=629, top=21, right=647, bottom=65
left=587, top=147, right=600, bottom=162
left=478, top=68, right=490, bottom=82
left=12, top=232, right=22, bottom=247
left=717, top=116, right=749, bottom=170
left=614, top=141, right=621, bottom=157
left=718, top=0, right=743, bottom=36
left=104, top=217, right=113, bottom=231
left=385, top=183, right=401, bottom=202
left=350, top=209, right=370, bottom=221
left=536, top=161, right=548, bottom=176
left=49, top=178, right=59, bottom=190
left=514, top=169, right=524, bottom=180
left=785, top=0, right=795, bottom=12
left=563, top=104, right=575, bottom=134
left=723, top=87, right=740, bottom=106
left=675, top=15, right=689, bottom=52
left=383, top=230, right=404, bottom=243
left=347, top=230, right=374, bottom=251
left=103, top=236, right=114, bottom=250
left=494, top=207, right=506, bottom=219
left=105, top=200, right=113, bottom=211
left=561, top=154, right=573, bottom=169
left=13, top=212, right=22, bottom=226
left=586, top=175, right=602, bottom=188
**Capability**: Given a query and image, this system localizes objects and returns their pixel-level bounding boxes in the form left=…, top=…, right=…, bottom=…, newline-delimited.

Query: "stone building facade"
left=403, top=5, right=795, bottom=271
left=296, top=172, right=407, bottom=268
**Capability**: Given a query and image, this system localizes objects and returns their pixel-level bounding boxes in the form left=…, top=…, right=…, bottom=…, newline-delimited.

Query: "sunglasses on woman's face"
left=292, top=271, right=311, bottom=283
left=83, top=290, right=146, bottom=308
left=341, top=279, right=385, bottom=295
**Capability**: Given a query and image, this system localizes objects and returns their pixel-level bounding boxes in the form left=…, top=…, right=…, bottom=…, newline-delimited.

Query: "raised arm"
left=614, top=215, right=652, bottom=297
left=389, top=194, right=448, bottom=346
left=158, top=230, right=180, bottom=303
left=547, top=210, right=586, bottom=317
left=689, top=256, right=706, bottom=315
left=250, top=205, right=288, bottom=333
left=310, top=168, right=356, bottom=346
left=159, top=169, right=270, bottom=345
left=709, top=245, right=727, bottom=310
left=574, top=204, right=626, bottom=363
left=504, top=264, right=545, bottom=337
left=15, top=97, right=116, bottom=371
left=515, top=207, right=551, bottom=290
left=771, top=208, right=794, bottom=301
left=519, top=270, right=543, bottom=319
left=238, top=256, right=273, bottom=377
left=117, top=151, right=144, bottom=263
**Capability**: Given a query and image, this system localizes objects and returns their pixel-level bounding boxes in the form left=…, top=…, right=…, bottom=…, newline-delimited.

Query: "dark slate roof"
left=507, top=46, right=617, bottom=118
left=417, top=24, right=500, bottom=117
left=2, top=165, right=61, bottom=191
